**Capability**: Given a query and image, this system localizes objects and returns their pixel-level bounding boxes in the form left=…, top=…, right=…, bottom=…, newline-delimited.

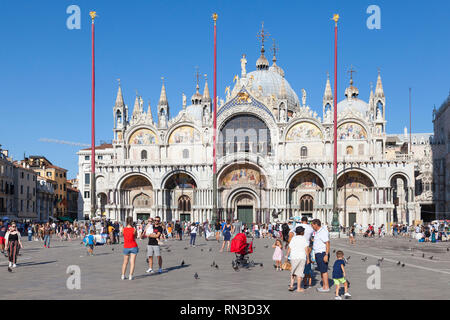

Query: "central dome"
left=247, top=69, right=300, bottom=108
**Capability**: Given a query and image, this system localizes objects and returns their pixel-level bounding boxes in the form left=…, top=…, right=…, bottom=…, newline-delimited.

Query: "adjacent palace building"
left=77, top=37, right=436, bottom=227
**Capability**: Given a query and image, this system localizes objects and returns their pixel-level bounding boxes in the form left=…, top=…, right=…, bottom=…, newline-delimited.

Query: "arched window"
left=141, top=150, right=147, bottom=160
left=178, top=195, right=191, bottom=212
left=376, top=101, right=383, bottom=119
left=116, top=110, right=122, bottom=124
left=301, top=146, right=308, bottom=158
left=300, top=195, right=314, bottom=212
left=220, top=115, right=271, bottom=156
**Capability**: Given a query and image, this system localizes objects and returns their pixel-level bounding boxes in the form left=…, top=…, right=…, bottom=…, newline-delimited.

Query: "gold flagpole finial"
left=332, top=14, right=340, bottom=24
left=89, top=11, right=97, bottom=21
left=212, top=13, right=218, bottom=24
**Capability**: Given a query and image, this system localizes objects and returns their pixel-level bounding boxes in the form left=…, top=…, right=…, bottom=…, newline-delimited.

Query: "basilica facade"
left=77, top=42, right=428, bottom=228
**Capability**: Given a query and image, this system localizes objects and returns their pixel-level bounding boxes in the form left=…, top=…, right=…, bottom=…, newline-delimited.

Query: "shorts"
left=123, top=246, right=139, bottom=255
left=333, top=277, right=347, bottom=285
left=0, top=237, right=5, bottom=245
left=304, top=263, right=312, bottom=275
left=88, top=245, right=94, bottom=250
left=315, top=252, right=329, bottom=273
left=147, top=245, right=161, bottom=257
left=290, top=259, right=306, bottom=278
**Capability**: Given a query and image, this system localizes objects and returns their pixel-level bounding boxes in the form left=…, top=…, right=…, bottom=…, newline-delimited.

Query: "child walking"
left=332, top=250, right=352, bottom=300
left=272, top=239, right=283, bottom=271
left=84, top=230, right=96, bottom=256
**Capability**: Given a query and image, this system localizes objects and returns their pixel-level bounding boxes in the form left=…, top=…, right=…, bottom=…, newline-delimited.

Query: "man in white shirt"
left=311, top=219, right=330, bottom=292
left=288, top=217, right=314, bottom=246
left=286, top=226, right=310, bottom=292
left=299, top=217, right=314, bottom=243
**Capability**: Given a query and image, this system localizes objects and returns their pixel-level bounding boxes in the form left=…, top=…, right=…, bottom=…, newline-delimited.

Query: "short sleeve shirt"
left=332, top=260, right=345, bottom=279
left=148, top=225, right=163, bottom=246
left=288, top=235, right=309, bottom=260
left=313, top=227, right=329, bottom=253
left=300, top=223, right=314, bottom=243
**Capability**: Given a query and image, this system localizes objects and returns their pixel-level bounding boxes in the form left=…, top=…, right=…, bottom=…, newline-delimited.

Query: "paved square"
left=1, top=235, right=449, bottom=300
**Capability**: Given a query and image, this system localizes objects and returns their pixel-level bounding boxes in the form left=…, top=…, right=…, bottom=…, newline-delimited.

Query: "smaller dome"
left=256, top=47, right=269, bottom=70
left=191, top=85, right=202, bottom=105
left=185, top=104, right=204, bottom=121
left=337, top=98, right=368, bottom=115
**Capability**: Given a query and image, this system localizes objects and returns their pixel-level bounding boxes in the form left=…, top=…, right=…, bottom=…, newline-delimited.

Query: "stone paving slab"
left=1, top=235, right=449, bottom=300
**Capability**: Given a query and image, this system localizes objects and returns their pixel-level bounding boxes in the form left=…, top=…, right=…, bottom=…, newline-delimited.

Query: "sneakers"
left=344, top=292, right=352, bottom=298
left=8, top=262, right=12, bottom=268
left=121, top=275, right=125, bottom=280
left=12, top=264, right=17, bottom=268
left=335, top=296, right=342, bottom=300
left=317, top=287, right=330, bottom=293
left=158, top=268, right=163, bottom=274
left=146, top=268, right=154, bottom=273
left=129, top=275, right=133, bottom=280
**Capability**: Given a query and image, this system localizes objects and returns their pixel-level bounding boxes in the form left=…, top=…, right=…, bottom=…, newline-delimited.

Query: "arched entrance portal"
left=119, top=175, right=153, bottom=221
left=219, top=163, right=266, bottom=224
left=338, top=171, right=373, bottom=227
left=164, top=172, right=197, bottom=222
left=390, top=174, right=408, bottom=223
left=233, top=192, right=256, bottom=227
left=288, top=171, right=324, bottom=219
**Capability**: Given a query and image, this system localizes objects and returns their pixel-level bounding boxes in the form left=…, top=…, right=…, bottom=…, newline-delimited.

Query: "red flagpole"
left=333, top=17, right=338, bottom=178
left=212, top=13, right=218, bottom=223
left=332, top=14, right=339, bottom=232
left=90, top=11, right=97, bottom=218
left=213, top=13, right=217, bottom=175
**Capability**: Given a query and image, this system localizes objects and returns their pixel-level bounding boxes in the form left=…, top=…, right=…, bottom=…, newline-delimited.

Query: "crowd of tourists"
left=2, top=214, right=448, bottom=299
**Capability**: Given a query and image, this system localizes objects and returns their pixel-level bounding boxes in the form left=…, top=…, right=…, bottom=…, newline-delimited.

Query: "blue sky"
left=1, top=0, right=449, bottom=179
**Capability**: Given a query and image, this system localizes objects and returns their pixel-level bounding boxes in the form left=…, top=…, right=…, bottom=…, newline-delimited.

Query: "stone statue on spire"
left=240, top=54, right=247, bottom=78
left=302, top=89, right=307, bottom=107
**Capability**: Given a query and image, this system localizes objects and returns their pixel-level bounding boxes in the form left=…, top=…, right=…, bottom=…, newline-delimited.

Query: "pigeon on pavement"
left=194, top=272, right=199, bottom=280
left=181, top=260, right=185, bottom=267
left=397, top=261, right=401, bottom=266
left=361, top=257, right=368, bottom=262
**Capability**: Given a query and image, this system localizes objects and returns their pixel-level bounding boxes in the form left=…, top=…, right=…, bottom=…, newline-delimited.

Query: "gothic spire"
left=323, top=72, right=333, bottom=103
left=132, top=94, right=140, bottom=117
left=158, top=80, right=168, bottom=106
left=375, top=70, right=385, bottom=98
left=202, top=74, right=211, bottom=103
left=115, top=81, right=124, bottom=107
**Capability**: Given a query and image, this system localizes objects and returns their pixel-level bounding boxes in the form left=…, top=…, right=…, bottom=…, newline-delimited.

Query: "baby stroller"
left=230, top=233, right=255, bottom=270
